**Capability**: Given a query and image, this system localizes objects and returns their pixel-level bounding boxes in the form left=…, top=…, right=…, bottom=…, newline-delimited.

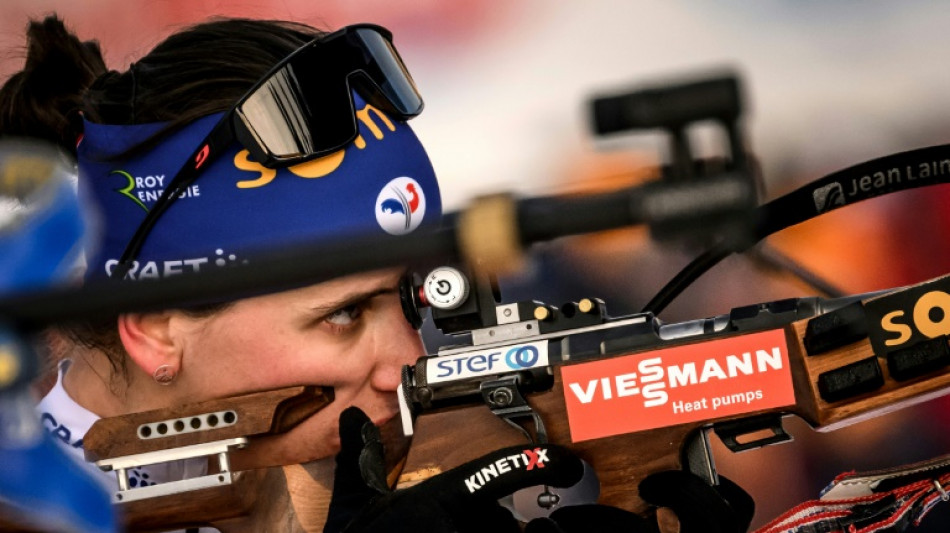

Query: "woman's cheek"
left=311, top=344, right=377, bottom=387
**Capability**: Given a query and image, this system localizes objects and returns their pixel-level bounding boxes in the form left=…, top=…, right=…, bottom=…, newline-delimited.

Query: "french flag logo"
left=376, top=177, right=426, bottom=235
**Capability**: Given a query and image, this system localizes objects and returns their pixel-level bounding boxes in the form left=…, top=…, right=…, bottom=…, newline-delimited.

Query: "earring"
left=152, top=364, right=177, bottom=385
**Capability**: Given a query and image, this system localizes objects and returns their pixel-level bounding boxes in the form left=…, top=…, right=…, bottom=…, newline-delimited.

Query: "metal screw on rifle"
left=537, top=488, right=560, bottom=509
left=489, top=387, right=513, bottom=407
left=414, top=387, right=433, bottom=406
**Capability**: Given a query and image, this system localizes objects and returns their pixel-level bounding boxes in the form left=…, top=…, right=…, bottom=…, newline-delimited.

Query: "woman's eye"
left=325, top=305, right=362, bottom=327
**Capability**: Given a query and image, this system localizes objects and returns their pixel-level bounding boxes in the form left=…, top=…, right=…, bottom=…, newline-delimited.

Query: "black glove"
left=323, top=407, right=585, bottom=533
left=640, top=471, right=754, bottom=533
left=524, top=504, right=654, bottom=533
left=525, top=471, right=754, bottom=533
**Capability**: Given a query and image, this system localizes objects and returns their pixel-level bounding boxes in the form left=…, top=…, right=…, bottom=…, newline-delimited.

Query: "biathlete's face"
left=171, top=268, right=421, bottom=466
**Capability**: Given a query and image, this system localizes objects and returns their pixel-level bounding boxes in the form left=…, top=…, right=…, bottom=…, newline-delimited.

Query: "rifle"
left=6, top=73, right=950, bottom=530
left=15, top=269, right=940, bottom=532
left=389, top=265, right=950, bottom=522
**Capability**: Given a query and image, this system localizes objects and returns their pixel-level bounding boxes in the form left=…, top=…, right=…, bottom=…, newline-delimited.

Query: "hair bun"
left=0, top=15, right=107, bottom=151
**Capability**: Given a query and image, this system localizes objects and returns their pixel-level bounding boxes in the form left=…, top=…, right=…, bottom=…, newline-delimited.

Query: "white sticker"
left=426, top=341, right=549, bottom=384
left=376, top=176, right=426, bottom=235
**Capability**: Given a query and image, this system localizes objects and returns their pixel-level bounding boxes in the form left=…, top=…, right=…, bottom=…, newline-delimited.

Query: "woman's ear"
left=117, top=312, right=182, bottom=379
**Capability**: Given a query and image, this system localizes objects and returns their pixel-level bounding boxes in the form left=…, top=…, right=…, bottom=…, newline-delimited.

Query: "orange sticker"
left=560, top=329, right=795, bottom=442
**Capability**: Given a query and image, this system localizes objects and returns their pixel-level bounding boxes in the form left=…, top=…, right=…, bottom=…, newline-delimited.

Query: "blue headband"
left=77, top=94, right=441, bottom=282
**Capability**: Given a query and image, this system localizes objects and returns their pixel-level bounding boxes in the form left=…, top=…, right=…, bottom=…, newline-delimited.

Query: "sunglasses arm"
left=112, top=119, right=236, bottom=279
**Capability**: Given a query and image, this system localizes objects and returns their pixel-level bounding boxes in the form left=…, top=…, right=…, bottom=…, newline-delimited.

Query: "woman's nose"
left=371, top=312, right=426, bottom=391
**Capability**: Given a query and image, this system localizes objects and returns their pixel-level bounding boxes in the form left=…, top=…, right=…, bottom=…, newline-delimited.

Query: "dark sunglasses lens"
left=353, top=28, right=423, bottom=116
left=237, top=63, right=354, bottom=163
left=235, top=26, right=421, bottom=166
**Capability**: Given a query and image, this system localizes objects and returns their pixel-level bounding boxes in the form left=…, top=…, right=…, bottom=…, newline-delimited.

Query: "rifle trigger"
left=479, top=376, right=548, bottom=444
left=684, top=428, right=719, bottom=486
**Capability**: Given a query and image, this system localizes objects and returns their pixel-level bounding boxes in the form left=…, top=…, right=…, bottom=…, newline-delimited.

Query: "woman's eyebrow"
left=309, top=286, right=397, bottom=314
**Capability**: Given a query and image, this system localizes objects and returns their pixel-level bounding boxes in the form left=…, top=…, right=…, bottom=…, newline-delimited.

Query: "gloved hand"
left=640, top=471, right=754, bottom=533
left=323, top=407, right=585, bottom=533
left=524, top=504, right=653, bottom=533
left=524, top=471, right=754, bottom=533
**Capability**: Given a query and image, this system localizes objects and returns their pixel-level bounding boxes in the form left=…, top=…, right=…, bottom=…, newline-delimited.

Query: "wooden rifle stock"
left=79, top=385, right=409, bottom=532
left=397, top=277, right=950, bottom=519
left=7, top=276, right=950, bottom=531
left=0, top=386, right=340, bottom=532
left=95, top=386, right=337, bottom=532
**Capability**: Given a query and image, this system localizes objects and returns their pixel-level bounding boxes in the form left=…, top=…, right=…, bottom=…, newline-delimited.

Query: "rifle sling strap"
left=753, top=454, right=950, bottom=533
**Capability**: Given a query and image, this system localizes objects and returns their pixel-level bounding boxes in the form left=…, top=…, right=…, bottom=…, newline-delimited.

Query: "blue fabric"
left=0, top=179, right=86, bottom=292
left=78, top=93, right=441, bottom=281
left=0, top=389, right=116, bottom=533
left=0, top=147, right=115, bottom=531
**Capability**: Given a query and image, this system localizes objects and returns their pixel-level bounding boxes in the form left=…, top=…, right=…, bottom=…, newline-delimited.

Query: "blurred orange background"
left=4, top=1, right=950, bottom=529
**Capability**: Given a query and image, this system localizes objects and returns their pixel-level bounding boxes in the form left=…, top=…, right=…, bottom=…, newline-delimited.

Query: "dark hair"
left=0, top=15, right=326, bottom=376
left=1, top=15, right=325, bottom=154
left=0, top=17, right=106, bottom=150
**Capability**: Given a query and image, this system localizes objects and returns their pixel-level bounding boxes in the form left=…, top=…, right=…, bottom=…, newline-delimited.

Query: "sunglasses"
left=112, top=23, right=423, bottom=278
